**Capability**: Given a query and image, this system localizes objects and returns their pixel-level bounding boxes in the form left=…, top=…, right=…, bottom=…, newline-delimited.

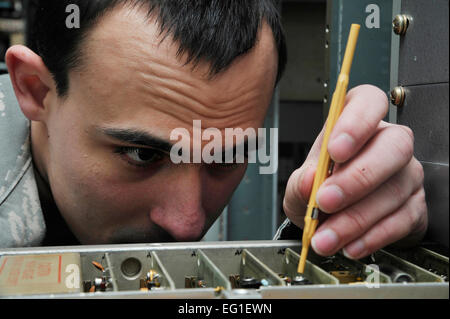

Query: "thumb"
left=305, top=120, right=327, bottom=164
left=282, top=124, right=326, bottom=228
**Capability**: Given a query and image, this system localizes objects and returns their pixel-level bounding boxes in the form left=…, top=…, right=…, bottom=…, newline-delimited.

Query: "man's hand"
left=283, top=85, right=428, bottom=259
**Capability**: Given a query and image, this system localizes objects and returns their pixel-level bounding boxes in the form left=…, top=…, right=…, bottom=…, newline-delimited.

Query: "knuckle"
left=355, top=113, right=375, bottom=135
left=391, top=125, right=415, bottom=161
left=341, top=207, right=368, bottom=235
left=408, top=210, right=422, bottom=234
left=412, top=158, right=425, bottom=185
left=337, top=115, right=373, bottom=147
left=408, top=189, right=427, bottom=232
left=282, top=195, right=306, bottom=228
left=282, top=197, right=291, bottom=215
left=417, top=187, right=427, bottom=204
left=283, top=189, right=297, bottom=217
left=363, top=238, right=378, bottom=256
left=371, top=86, right=389, bottom=113
left=417, top=203, right=429, bottom=233
left=350, top=165, right=375, bottom=190
left=415, top=188, right=428, bottom=224
left=386, top=175, right=405, bottom=202
left=291, top=168, right=306, bottom=201
left=399, top=125, right=415, bottom=142
left=369, top=223, right=391, bottom=251
left=283, top=167, right=308, bottom=215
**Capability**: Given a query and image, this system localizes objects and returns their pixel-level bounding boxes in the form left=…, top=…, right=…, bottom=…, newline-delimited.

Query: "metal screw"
left=393, top=15, right=410, bottom=35
left=292, top=275, right=311, bottom=285
left=390, top=86, right=406, bottom=107
left=239, top=276, right=261, bottom=289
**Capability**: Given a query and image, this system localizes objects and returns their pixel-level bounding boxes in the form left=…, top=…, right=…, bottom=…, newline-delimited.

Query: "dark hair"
left=27, top=0, right=287, bottom=97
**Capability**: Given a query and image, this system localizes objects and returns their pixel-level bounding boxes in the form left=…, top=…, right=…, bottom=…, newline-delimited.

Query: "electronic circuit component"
left=184, top=276, right=208, bottom=288
left=92, top=261, right=105, bottom=272
left=308, top=251, right=391, bottom=284
left=0, top=242, right=447, bottom=298
left=277, top=273, right=312, bottom=285
left=83, top=259, right=113, bottom=292
left=291, top=275, right=311, bottom=285
left=239, top=276, right=263, bottom=289
left=386, top=247, right=449, bottom=282
left=377, top=264, right=415, bottom=283
left=228, top=274, right=239, bottom=289
left=139, top=269, right=162, bottom=291
left=362, top=250, right=445, bottom=284
left=208, top=249, right=284, bottom=289
left=310, top=254, right=365, bottom=284
left=329, top=271, right=363, bottom=284
left=89, top=275, right=112, bottom=292
left=227, top=275, right=270, bottom=289
left=237, top=249, right=284, bottom=288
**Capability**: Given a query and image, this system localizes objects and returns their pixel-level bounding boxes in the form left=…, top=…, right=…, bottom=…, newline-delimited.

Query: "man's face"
left=40, top=7, right=278, bottom=244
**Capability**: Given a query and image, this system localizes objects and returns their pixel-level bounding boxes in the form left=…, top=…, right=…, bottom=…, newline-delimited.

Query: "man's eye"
left=115, top=147, right=164, bottom=167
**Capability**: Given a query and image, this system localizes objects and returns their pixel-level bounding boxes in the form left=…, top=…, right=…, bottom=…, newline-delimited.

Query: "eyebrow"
left=98, top=126, right=259, bottom=159
left=98, top=127, right=174, bottom=153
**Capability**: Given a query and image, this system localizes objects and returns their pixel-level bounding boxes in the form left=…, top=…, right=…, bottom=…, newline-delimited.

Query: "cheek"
left=47, top=133, right=152, bottom=233
left=53, top=161, right=152, bottom=215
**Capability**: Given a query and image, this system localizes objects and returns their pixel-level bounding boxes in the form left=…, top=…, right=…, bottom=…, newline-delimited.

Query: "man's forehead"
left=68, top=5, right=278, bottom=134
left=78, top=4, right=278, bottom=92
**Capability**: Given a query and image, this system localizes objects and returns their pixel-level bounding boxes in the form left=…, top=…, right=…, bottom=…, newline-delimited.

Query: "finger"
left=316, top=124, right=415, bottom=213
left=310, top=158, right=424, bottom=256
left=305, top=119, right=327, bottom=164
left=342, top=187, right=428, bottom=259
left=283, top=165, right=316, bottom=228
left=328, top=85, right=389, bottom=163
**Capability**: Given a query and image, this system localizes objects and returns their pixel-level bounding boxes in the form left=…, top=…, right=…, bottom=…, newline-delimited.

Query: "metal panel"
left=392, top=0, right=449, bottom=251
left=259, top=283, right=449, bottom=299
left=398, top=0, right=449, bottom=86
left=396, top=83, right=449, bottom=249
left=422, top=162, right=449, bottom=248
left=0, top=240, right=448, bottom=299
left=396, top=83, right=449, bottom=163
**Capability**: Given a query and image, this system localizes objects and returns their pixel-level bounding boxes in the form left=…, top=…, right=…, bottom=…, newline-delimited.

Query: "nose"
left=149, top=165, right=206, bottom=242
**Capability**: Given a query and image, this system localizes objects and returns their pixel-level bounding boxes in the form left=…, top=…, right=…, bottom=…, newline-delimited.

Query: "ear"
left=5, top=45, right=56, bottom=122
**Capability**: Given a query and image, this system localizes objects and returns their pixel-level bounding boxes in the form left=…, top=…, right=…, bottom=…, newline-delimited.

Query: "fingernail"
left=343, top=239, right=366, bottom=259
left=311, top=229, right=339, bottom=255
left=329, top=133, right=355, bottom=161
left=316, top=184, right=345, bottom=212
